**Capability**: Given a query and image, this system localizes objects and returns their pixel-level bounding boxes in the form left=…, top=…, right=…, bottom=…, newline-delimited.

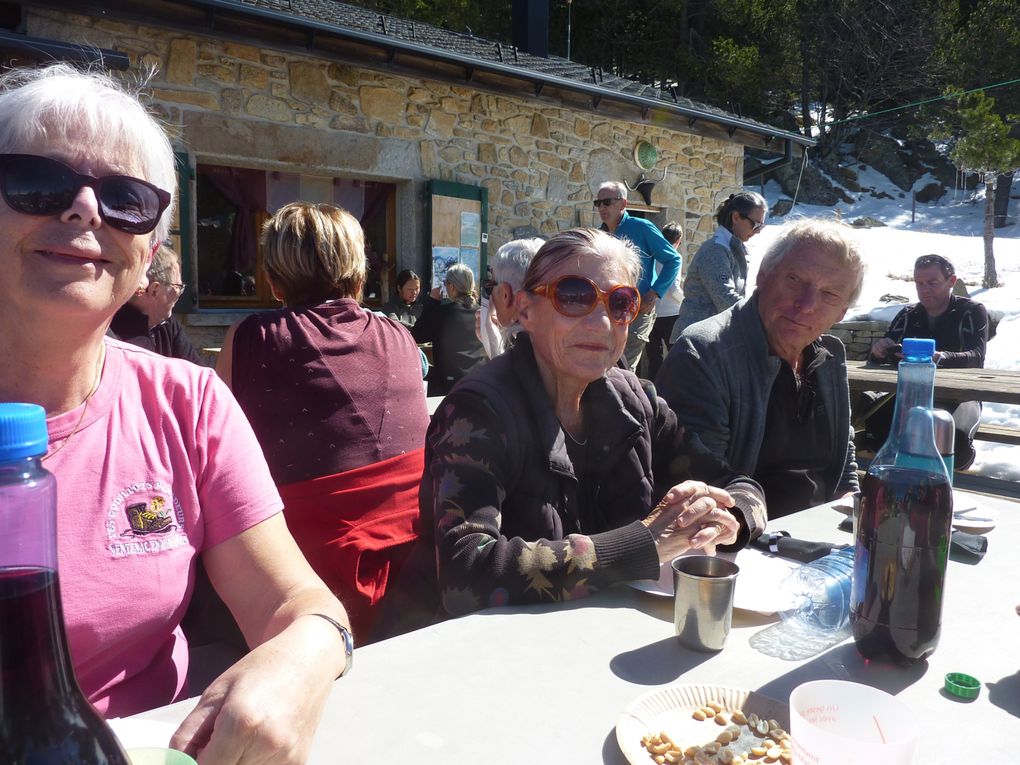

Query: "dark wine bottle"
left=850, top=339, right=954, bottom=664
left=0, top=403, right=130, bottom=764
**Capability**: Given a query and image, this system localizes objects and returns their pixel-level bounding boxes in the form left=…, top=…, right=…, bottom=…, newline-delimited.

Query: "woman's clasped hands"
left=641, top=481, right=740, bottom=563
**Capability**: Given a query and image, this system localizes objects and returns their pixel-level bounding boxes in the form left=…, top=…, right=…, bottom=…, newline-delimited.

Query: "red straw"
left=873, top=715, right=887, bottom=743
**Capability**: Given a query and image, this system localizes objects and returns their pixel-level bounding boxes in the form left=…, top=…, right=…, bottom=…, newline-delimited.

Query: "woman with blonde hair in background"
left=218, top=202, right=429, bottom=642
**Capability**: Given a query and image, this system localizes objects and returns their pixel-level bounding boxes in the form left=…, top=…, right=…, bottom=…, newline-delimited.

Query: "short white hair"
left=598, top=181, right=628, bottom=201
left=758, top=218, right=866, bottom=305
left=490, top=238, right=543, bottom=290
left=0, top=64, right=177, bottom=244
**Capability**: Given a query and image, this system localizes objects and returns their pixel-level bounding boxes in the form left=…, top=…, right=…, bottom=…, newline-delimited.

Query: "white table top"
left=133, top=491, right=1020, bottom=763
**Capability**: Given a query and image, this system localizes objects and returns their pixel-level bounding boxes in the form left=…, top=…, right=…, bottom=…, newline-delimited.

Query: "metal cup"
left=672, top=555, right=740, bottom=652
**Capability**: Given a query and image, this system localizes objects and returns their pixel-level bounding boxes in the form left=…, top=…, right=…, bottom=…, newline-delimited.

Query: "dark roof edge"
left=183, top=0, right=816, bottom=148
left=0, top=30, right=130, bottom=69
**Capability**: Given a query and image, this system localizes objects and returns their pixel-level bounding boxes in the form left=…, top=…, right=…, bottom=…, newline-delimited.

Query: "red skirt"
left=278, top=448, right=425, bottom=641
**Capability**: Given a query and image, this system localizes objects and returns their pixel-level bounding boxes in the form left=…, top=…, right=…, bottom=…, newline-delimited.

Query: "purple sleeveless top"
left=230, top=299, right=430, bottom=485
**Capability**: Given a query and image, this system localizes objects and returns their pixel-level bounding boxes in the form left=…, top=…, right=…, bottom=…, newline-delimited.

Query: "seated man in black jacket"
left=110, top=245, right=207, bottom=366
left=866, top=253, right=987, bottom=468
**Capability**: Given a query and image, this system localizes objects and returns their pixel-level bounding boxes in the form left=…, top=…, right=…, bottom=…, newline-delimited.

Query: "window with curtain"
left=194, top=163, right=396, bottom=308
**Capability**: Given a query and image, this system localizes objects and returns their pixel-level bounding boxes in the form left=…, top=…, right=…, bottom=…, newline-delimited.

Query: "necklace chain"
left=41, top=347, right=105, bottom=463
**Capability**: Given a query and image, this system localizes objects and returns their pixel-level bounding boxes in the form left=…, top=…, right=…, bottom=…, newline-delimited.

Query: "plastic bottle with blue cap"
left=0, top=402, right=131, bottom=763
left=850, top=338, right=954, bottom=663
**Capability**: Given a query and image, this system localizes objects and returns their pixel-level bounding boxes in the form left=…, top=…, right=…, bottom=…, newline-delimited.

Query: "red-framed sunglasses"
left=0, top=153, right=171, bottom=235
left=529, top=275, right=641, bottom=325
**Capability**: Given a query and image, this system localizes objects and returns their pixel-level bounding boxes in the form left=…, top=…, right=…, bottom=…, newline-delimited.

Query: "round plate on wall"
left=633, top=140, right=658, bottom=171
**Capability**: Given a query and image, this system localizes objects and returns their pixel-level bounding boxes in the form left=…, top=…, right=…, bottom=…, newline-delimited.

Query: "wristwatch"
left=312, top=613, right=354, bottom=678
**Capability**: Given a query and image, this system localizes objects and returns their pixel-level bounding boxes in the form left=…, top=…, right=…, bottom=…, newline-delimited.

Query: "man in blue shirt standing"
left=595, top=181, right=681, bottom=371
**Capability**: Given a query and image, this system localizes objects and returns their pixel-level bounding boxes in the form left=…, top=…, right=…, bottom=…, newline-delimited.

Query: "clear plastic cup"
left=790, top=680, right=918, bottom=764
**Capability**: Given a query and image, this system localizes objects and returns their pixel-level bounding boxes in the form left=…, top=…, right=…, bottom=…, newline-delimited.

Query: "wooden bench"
left=975, top=423, right=1020, bottom=447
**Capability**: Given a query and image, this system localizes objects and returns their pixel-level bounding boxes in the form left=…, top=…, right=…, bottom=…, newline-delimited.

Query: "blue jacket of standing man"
left=613, top=211, right=680, bottom=297
left=595, top=180, right=680, bottom=371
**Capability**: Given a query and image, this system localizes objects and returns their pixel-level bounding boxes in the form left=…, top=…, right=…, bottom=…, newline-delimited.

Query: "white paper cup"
left=789, top=680, right=918, bottom=764
left=126, top=749, right=197, bottom=765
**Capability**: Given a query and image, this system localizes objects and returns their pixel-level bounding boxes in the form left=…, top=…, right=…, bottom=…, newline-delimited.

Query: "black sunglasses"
left=482, top=278, right=498, bottom=298
left=741, top=212, right=766, bottom=232
left=0, top=153, right=171, bottom=235
left=592, top=197, right=622, bottom=208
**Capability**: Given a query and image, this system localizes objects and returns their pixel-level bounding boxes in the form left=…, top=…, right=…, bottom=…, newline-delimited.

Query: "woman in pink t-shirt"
left=0, top=65, right=350, bottom=764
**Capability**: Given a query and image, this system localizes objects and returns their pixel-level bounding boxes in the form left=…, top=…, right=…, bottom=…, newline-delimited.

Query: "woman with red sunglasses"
left=0, top=65, right=348, bottom=763
left=397, top=229, right=766, bottom=623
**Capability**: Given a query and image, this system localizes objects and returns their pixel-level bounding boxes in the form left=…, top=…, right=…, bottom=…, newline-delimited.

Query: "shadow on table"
left=600, top=726, right=628, bottom=765
left=473, top=588, right=675, bottom=623
left=986, top=671, right=1020, bottom=718
left=754, top=642, right=928, bottom=703
left=610, top=636, right=714, bottom=686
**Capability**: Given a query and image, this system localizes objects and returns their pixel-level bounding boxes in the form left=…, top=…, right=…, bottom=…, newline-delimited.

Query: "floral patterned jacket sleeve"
left=424, top=391, right=659, bottom=616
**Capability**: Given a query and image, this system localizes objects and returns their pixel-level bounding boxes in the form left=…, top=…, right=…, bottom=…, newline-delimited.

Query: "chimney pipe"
left=511, top=0, right=549, bottom=58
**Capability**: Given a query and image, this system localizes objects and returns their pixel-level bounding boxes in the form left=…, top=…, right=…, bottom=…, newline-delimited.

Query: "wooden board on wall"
left=427, top=180, right=488, bottom=291
left=431, top=195, right=481, bottom=248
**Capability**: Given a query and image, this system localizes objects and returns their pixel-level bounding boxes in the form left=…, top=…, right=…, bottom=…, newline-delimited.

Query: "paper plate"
left=627, top=550, right=800, bottom=615
left=952, top=511, right=997, bottom=535
left=616, top=683, right=790, bottom=765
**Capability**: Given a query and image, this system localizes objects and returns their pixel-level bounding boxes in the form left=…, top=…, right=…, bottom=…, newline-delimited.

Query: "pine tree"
left=934, top=91, right=1020, bottom=288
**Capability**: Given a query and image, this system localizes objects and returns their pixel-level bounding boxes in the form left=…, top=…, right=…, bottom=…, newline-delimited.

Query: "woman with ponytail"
left=413, top=262, right=486, bottom=395
left=670, top=191, right=767, bottom=342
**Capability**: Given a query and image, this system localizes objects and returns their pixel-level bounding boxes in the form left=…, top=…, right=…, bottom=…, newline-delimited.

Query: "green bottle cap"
left=944, top=672, right=981, bottom=700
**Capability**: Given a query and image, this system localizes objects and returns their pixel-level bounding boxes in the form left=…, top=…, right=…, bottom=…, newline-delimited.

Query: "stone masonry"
left=28, top=9, right=748, bottom=346
left=29, top=9, right=744, bottom=256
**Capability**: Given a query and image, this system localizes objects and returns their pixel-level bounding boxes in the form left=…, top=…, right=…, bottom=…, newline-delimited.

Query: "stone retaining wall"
left=828, top=320, right=889, bottom=361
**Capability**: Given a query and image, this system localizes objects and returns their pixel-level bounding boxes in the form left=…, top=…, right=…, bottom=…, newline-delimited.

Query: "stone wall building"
left=6, top=1, right=811, bottom=348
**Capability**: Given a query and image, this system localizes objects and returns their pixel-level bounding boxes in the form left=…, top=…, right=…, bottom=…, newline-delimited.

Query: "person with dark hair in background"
left=670, top=191, right=768, bottom=343
left=866, top=254, right=988, bottom=469
left=594, top=181, right=680, bottom=373
left=412, top=263, right=486, bottom=396
left=382, top=268, right=423, bottom=328
left=110, top=244, right=206, bottom=365
left=642, top=221, right=684, bottom=380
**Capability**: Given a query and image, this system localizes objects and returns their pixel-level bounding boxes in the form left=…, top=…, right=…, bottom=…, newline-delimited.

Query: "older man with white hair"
left=110, top=244, right=206, bottom=365
left=657, top=219, right=864, bottom=519
left=595, top=181, right=680, bottom=372
left=477, top=237, right=543, bottom=358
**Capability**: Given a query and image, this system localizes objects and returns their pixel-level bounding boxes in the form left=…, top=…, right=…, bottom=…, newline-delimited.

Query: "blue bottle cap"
left=0, top=403, right=49, bottom=460
left=902, top=338, right=936, bottom=361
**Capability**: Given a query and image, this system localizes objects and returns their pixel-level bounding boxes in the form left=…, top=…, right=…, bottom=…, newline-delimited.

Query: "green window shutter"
left=173, top=151, right=196, bottom=313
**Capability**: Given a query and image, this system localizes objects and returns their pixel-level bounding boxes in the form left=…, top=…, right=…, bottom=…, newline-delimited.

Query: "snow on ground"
left=742, top=174, right=1020, bottom=481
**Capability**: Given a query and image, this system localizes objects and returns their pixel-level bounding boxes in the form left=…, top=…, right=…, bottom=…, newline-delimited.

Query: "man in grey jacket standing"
left=656, top=219, right=864, bottom=519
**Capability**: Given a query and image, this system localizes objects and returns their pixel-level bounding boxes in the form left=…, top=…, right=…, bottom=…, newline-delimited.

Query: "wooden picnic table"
left=846, top=363, right=1020, bottom=408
